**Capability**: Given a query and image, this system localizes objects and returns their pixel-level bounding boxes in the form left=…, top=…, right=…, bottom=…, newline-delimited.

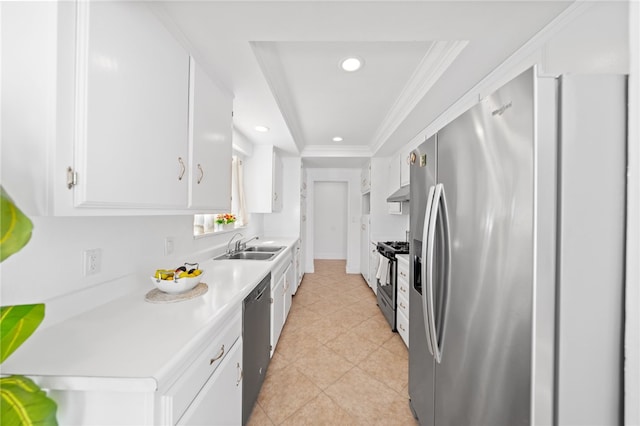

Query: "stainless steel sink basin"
left=243, top=246, right=285, bottom=253
left=215, top=252, right=276, bottom=261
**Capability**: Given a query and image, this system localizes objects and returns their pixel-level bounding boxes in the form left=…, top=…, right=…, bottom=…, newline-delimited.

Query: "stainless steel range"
left=376, top=241, right=409, bottom=330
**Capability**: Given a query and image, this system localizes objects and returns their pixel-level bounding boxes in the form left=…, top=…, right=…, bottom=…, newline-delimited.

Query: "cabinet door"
left=360, top=216, right=370, bottom=282
left=188, top=59, right=232, bottom=211
left=270, top=277, right=285, bottom=355
left=369, top=245, right=378, bottom=291
left=74, top=2, right=189, bottom=209
left=283, top=264, right=293, bottom=320
left=272, top=153, right=283, bottom=212
left=177, top=339, right=243, bottom=426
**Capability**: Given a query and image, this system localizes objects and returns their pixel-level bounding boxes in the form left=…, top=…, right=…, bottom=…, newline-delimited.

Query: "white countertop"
left=1, top=238, right=297, bottom=392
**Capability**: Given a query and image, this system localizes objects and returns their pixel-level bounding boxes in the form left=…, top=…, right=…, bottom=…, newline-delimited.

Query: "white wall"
left=370, top=157, right=409, bottom=242
left=0, top=213, right=263, bottom=327
left=304, top=168, right=361, bottom=274
left=313, top=182, right=348, bottom=259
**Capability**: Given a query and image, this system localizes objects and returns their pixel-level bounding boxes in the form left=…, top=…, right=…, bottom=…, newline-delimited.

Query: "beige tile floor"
left=248, top=259, right=418, bottom=426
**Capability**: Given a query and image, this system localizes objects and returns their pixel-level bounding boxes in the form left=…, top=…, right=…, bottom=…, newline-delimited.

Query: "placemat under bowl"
left=145, top=282, right=208, bottom=303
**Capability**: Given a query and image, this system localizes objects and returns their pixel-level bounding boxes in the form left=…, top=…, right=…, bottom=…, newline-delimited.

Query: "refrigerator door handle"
left=422, top=185, right=437, bottom=357
left=435, top=183, right=452, bottom=363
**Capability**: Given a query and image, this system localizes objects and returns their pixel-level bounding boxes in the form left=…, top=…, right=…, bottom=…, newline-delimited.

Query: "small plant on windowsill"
left=215, top=213, right=236, bottom=230
left=0, top=186, right=58, bottom=425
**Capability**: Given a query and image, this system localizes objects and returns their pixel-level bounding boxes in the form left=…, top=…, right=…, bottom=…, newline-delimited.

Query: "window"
left=193, top=155, right=248, bottom=236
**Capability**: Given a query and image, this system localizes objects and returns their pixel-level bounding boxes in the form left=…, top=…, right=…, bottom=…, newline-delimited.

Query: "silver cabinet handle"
left=177, top=157, right=186, bottom=181
left=399, top=323, right=406, bottom=332
left=400, top=285, right=406, bottom=293
left=197, top=164, right=204, bottom=184
left=399, top=301, right=406, bottom=310
left=236, top=362, right=243, bottom=387
left=209, top=344, right=224, bottom=365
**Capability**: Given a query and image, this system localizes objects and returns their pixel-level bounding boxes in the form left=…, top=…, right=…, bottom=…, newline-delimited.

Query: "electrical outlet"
left=84, top=248, right=102, bottom=276
left=164, top=237, right=174, bottom=256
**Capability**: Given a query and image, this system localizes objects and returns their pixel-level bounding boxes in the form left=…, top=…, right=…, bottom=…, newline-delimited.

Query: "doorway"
left=313, top=181, right=348, bottom=259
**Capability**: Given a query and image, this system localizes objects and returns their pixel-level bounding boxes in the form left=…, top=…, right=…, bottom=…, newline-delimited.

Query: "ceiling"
left=155, top=1, right=573, bottom=167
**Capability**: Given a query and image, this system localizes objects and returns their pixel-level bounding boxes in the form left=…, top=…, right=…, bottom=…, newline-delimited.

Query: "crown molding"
left=301, top=144, right=372, bottom=158
left=370, top=39, right=468, bottom=155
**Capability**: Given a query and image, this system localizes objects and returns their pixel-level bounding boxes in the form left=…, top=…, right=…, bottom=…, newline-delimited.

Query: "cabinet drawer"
left=397, top=310, right=409, bottom=348
left=397, top=291, right=409, bottom=319
left=162, top=310, right=241, bottom=423
left=397, top=259, right=409, bottom=283
left=397, top=278, right=410, bottom=301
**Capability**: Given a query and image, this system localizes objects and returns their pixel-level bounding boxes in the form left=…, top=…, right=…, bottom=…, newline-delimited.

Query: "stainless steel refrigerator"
left=408, top=67, right=626, bottom=426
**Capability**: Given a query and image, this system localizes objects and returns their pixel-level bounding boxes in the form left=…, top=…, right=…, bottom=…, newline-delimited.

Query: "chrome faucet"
left=239, top=236, right=259, bottom=251
left=227, top=232, right=244, bottom=254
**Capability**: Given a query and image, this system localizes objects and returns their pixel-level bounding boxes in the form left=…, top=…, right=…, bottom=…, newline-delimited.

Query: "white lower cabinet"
left=369, top=242, right=378, bottom=291
left=177, top=339, right=243, bottom=426
left=396, top=256, right=410, bottom=347
left=270, top=273, right=285, bottom=356
left=160, top=311, right=242, bottom=425
left=283, top=264, right=293, bottom=321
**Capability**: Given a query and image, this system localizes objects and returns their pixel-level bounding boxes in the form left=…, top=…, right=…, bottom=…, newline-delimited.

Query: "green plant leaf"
left=0, top=376, right=58, bottom=426
left=0, top=305, right=45, bottom=363
left=1, top=186, right=34, bottom=262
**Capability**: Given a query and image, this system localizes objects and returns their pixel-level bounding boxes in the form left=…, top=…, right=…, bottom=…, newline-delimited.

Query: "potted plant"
left=0, top=186, right=58, bottom=425
left=215, top=213, right=236, bottom=231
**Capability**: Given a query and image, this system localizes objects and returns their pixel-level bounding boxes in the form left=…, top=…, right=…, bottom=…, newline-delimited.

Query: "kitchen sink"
left=243, top=246, right=285, bottom=253
left=215, top=252, right=276, bottom=261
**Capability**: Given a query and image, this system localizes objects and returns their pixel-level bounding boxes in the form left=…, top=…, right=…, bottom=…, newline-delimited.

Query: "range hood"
left=386, top=185, right=410, bottom=202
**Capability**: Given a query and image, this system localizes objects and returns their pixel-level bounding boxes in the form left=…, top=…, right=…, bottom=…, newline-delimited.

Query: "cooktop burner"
left=377, top=241, right=410, bottom=257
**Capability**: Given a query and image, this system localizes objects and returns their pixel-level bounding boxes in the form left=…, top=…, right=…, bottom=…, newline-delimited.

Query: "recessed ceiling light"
left=340, top=57, right=363, bottom=72
left=255, top=125, right=270, bottom=132
left=332, top=136, right=343, bottom=142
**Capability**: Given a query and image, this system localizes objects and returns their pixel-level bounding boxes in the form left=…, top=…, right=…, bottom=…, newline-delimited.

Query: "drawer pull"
left=400, top=286, right=406, bottom=293
left=399, top=323, right=406, bottom=332
left=197, top=164, right=204, bottom=184
left=177, top=157, right=186, bottom=181
left=236, top=362, right=243, bottom=387
left=209, top=344, right=225, bottom=365
left=399, top=301, right=406, bottom=310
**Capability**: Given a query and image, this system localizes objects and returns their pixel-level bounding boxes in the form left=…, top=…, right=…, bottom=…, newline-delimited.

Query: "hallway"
left=248, top=260, right=417, bottom=425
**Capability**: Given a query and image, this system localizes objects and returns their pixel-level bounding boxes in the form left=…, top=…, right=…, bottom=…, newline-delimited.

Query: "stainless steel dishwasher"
left=242, top=273, right=271, bottom=425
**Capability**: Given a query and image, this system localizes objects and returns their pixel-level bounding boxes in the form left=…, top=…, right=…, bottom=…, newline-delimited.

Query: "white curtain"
left=232, top=156, right=248, bottom=226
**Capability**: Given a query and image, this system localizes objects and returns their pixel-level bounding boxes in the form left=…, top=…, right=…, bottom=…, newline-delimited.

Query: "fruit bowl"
left=151, top=264, right=204, bottom=294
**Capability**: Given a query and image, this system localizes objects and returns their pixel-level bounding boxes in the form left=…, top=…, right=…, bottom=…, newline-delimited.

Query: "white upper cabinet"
left=361, top=162, right=371, bottom=193
left=188, top=58, right=233, bottom=212
left=74, top=1, right=190, bottom=209
left=244, top=145, right=283, bottom=213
